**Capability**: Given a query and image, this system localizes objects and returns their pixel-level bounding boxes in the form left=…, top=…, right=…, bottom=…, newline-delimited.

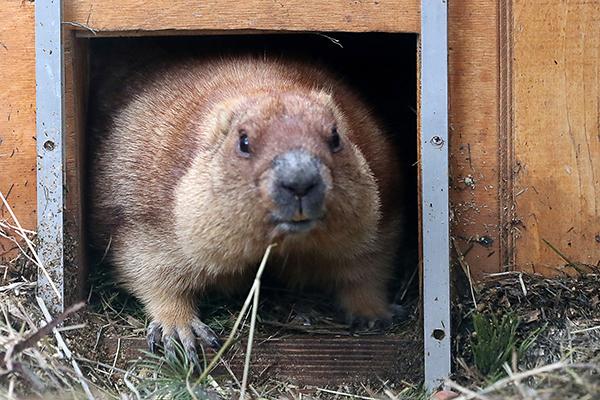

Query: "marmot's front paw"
left=147, top=317, right=221, bottom=371
left=347, top=304, right=409, bottom=332
left=347, top=313, right=392, bottom=332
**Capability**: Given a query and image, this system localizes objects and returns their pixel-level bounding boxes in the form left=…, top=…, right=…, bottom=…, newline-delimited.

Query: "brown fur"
left=88, top=55, right=403, bottom=350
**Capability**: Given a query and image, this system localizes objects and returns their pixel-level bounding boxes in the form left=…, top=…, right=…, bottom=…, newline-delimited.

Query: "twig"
left=0, top=281, right=36, bottom=293
left=541, top=238, right=572, bottom=265
left=0, top=220, right=36, bottom=235
left=314, top=32, right=343, bottom=48
left=249, top=384, right=261, bottom=399
left=55, top=323, right=87, bottom=333
left=0, top=230, right=40, bottom=275
left=571, top=325, right=600, bottom=334
left=207, top=373, right=231, bottom=398
left=396, top=267, right=417, bottom=304
left=109, top=337, right=121, bottom=378
left=185, top=364, right=200, bottom=400
left=197, top=243, right=277, bottom=384
left=75, top=356, right=137, bottom=376
left=0, top=190, right=62, bottom=300
left=35, top=297, right=95, bottom=400
left=444, top=380, right=490, bottom=400
left=542, top=238, right=590, bottom=275
left=11, top=363, right=45, bottom=392
left=8, top=376, right=15, bottom=399
left=123, top=369, right=141, bottom=400
left=315, top=388, right=377, bottom=399
left=452, top=237, right=478, bottom=308
left=517, top=273, right=527, bottom=297
left=453, top=362, right=598, bottom=399
left=240, top=258, right=262, bottom=400
left=98, top=235, right=112, bottom=266
left=486, top=271, right=526, bottom=277
left=502, top=362, right=531, bottom=399
left=3, top=302, right=85, bottom=366
left=62, top=21, right=97, bottom=35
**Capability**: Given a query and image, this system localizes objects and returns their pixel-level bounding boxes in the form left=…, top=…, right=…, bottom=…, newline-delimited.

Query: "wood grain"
left=64, top=34, right=89, bottom=302
left=448, top=1, right=503, bottom=278
left=0, top=1, right=37, bottom=260
left=512, top=0, right=600, bottom=273
left=499, top=0, right=515, bottom=273
left=10, top=0, right=592, bottom=279
left=64, top=0, right=420, bottom=35
left=104, top=334, right=423, bottom=385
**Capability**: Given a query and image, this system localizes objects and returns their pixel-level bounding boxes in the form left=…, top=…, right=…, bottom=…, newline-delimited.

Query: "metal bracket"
left=35, top=0, right=65, bottom=314
left=421, top=0, right=451, bottom=390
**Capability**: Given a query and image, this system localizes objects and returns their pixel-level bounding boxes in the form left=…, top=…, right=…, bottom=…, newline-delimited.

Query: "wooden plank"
left=498, top=0, right=515, bottom=274
left=512, top=1, right=600, bottom=274
left=0, top=1, right=37, bottom=259
left=64, top=34, right=89, bottom=303
left=104, top=334, right=423, bottom=385
left=0, top=0, right=508, bottom=280
left=64, top=0, right=420, bottom=34
left=448, top=1, right=503, bottom=279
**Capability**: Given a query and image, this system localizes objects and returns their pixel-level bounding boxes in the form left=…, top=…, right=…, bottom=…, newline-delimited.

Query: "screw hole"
left=43, top=140, right=55, bottom=151
left=432, top=329, right=445, bottom=340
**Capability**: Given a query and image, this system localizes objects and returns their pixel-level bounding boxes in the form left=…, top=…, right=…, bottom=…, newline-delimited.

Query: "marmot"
left=88, top=55, right=404, bottom=367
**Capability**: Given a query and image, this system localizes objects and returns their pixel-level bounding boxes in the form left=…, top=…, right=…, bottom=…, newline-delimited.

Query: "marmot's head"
left=176, top=88, right=381, bottom=261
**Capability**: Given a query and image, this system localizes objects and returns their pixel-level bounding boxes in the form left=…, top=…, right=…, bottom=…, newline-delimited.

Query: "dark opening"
left=83, top=33, right=420, bottom=385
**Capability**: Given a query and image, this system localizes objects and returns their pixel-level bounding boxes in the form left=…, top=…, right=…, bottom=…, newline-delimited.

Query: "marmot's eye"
left=238, top=130, right=251, bottom=157
left=329, top=126, right=342, bottom=153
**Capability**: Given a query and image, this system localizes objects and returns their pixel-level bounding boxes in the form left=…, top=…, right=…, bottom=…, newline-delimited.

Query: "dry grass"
left=1, top=191, right=599, bottom=399
left=0, top=230, right=96, bottom=398
left=0, top=217, right=423, bottom=399
left=451, top=267, right=600, bottom=399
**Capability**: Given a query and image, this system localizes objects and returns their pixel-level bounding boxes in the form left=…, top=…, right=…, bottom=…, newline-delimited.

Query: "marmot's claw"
left=147, top=320, right=163, bottom=354
left=390, top=303, right=409, bottom=321
left=164, top=330, right=203, bottom=372
left=346, top=304, right=410, bottom=332
left=171, top=327, right=204, bottom=373
left=347, top=315, right=392, bottom=332
left=146, top=318, right=220, bottom=372
left=191, top=319, right=222, bottom=350
left=163, top=333, right=178, bottom=361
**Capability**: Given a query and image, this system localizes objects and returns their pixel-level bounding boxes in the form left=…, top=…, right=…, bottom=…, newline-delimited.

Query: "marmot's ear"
left=314, top=89, right=344, bottom=121
left=212, top=97, right=248, bottom=135
left=212, top=102, right=234, bottom=135
left=313, top=89, right=334, bottom=104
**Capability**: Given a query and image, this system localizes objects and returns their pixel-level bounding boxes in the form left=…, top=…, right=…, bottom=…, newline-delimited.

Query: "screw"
left=43, top=140, right=55, bottom=151
left=464, top=175, right=475, bottom=189
left=431, top=135, right=444, bottom=148
left=477, top=235, right=494, bottom=247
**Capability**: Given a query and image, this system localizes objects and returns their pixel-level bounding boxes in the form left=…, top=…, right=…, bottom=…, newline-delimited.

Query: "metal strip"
left=420, top=0, right=451, bottom=390
left=35, top=0, right=65, bottom=314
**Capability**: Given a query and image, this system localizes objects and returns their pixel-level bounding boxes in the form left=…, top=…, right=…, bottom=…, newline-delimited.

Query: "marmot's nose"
left=272, top=149, right=326, bottom=218
left=279, top=178, right=318, bottom=198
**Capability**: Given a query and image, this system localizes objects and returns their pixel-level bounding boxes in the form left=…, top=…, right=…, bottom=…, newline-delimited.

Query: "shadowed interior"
left=84, top=32, right=420, bottom=384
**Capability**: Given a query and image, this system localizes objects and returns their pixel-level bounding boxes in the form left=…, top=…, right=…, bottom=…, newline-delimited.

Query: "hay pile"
left=0, top=223, right=92, bottom=398
left=451, top=269, right=600, bottom=399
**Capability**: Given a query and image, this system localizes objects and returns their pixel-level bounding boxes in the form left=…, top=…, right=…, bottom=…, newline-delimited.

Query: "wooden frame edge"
left=498, top=0, right=515, bottom=272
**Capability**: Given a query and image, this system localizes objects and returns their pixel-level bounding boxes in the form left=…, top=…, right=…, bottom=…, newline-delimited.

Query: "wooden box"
left=1, top=0, right=598, bottom=388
